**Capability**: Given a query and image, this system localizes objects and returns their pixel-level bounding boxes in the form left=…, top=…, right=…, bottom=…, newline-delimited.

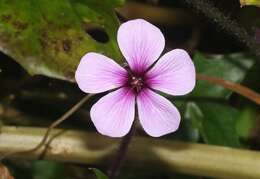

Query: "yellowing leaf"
left=240, top=0, right=260, bottom=7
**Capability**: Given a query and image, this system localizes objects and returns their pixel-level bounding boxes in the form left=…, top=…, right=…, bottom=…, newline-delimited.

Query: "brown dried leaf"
left=0, top=164, right=14, bottom=179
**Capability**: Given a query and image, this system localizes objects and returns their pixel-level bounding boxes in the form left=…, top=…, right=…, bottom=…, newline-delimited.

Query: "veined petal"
left=137, top=89, right=180, bottom=137
left=146, top=49, right=196, bottom=96
left=90, top=88, right=135, bottom=137
left=75, top=52, right=128, bottom=94
left=117, top=19, right=165, bottom=74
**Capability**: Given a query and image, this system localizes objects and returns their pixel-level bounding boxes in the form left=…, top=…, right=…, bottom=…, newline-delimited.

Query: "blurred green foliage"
left=191, top=53, right=254, bottom=98
left=91, top=168, right=109, bottom=179
left=32, top=161, right=68, bottom=179
left=186, top=102, right=241, bottom=147
left=178, top=52, right=256, bottom=147
left=236, top=108, right=255, bottom=139
left=0, top=0, right=122, bottom=81
left=5, top=161, right=68, bottom=179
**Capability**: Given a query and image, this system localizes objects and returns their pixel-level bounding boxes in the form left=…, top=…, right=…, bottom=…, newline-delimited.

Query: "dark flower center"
left=131, top=76, right=143, bottom=90
left=127, top=74, right=145, bottom=94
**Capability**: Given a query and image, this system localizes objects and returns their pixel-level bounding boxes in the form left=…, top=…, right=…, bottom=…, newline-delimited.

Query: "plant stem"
left=117, top=1, right=196, bottom=26
left=1, top=126, right=260, bottom=179
left=0, top=94, right=94, bottom=160
left=184, top=0, right=260, bottom=58
left=197, top=74, right=260, bottom=105
left=108, top=122, right=136, bottom=179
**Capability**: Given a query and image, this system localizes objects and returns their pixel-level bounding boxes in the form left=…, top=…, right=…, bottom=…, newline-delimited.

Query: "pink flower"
left=75, top=19, right=196, bottom=137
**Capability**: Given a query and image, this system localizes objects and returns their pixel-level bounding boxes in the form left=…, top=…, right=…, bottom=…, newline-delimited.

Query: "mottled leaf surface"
left=0, top=0, right=123, bottom=81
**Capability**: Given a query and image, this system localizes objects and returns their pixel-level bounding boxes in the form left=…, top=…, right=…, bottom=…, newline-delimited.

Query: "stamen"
left=130, top=76, right=144, bottom=93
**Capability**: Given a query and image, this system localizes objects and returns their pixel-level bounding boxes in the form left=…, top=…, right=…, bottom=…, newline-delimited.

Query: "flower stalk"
left=108, top=122, right=136, bottom=179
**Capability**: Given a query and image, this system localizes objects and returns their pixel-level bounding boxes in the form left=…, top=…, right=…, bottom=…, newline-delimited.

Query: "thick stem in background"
left=1, top=126, right=260, bottom=179
left=108, top=122, right=136, bottom=179
left=117, top=1, right=196, bottom=26
left=0, top=94, right=94, bottom=160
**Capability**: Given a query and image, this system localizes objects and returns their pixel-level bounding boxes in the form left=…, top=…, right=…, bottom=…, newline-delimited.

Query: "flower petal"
left=146, top=49, right=196, bottom=96
left=90, top=88, right=135, bottom=137
left=75, top=52, right=128, bottom=94
left=117, top=19, right=165, bottom=74
left=137, top=89, right=180, bottom=137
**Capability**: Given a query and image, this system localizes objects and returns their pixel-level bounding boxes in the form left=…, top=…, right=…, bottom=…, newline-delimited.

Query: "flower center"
left=129, top=75, right=144, bottom=93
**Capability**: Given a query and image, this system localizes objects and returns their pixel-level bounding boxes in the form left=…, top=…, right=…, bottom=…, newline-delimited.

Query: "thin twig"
left=0, top=94, right=94, bottom=161
left=197, top=74, right=260, bottom=105
left=108, top=122, right=136, bottom=179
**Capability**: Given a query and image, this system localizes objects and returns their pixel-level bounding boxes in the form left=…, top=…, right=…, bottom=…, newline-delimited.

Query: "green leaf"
left=183, top=52, right=257, bottom=147
left=191, top=52, right=254, bottom=98
left=172, top=100, right=200, bottom=142
left=236, top=108, right=255, bottom=139
left=32, top=161, right=67, bottom=179
left=90, top=168, right=108, bottom=179
left=0, top=0, right=123, bottom=81
left=185, top=102, right=203, bottom=131
left=185, top=102, right=241, bottom=147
